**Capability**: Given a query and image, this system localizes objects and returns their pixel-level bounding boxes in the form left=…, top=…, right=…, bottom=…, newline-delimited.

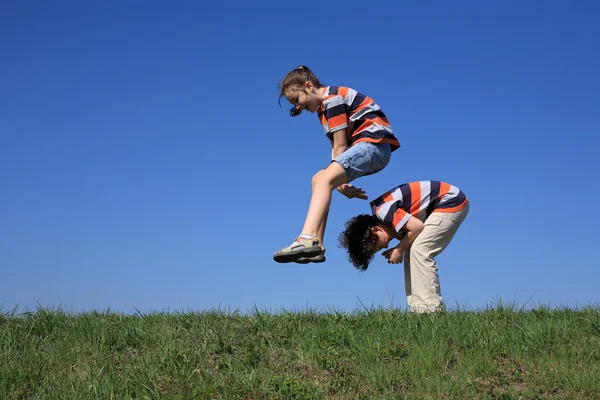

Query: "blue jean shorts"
left=333, top=142, right=392, bottom=183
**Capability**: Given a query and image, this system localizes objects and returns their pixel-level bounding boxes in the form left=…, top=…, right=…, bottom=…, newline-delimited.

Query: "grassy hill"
left=1, top=304, right=599, bottom=399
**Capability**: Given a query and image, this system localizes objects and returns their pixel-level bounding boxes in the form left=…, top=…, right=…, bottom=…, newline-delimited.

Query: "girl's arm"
left=331, top=129, right=348, bottom=159
left=330, top=129, right=367, bottom=199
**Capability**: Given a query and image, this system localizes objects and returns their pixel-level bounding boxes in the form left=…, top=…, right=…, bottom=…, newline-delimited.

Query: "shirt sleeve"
left=371, top=198, right=411, bottom=233
left=322, top=95, right=348, bottom=138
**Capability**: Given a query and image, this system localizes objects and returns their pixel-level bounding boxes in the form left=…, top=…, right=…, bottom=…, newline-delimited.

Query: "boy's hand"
left=382, top=248, right=403, bottom=264
left=336, top=184, right=368, bottom=200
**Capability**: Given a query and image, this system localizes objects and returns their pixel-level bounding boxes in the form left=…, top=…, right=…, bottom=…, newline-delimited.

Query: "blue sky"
left=2, top=1, right=599, bottom=314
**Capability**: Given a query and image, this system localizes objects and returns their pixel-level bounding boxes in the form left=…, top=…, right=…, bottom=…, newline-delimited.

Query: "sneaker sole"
left=273, top=247, right=322, bottom=263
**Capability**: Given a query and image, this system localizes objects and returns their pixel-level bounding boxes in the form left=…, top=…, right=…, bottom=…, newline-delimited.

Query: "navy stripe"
left=455, top=191, right=466, bottom=206
left=426, top=181, right=441, bottom=217
left=350, top=92, right=367, bottom=110
left=357, top=110, right=387, bottom=120
left=328, top=86, right=339, bottom=95
left=351, top=130, right=392, bottom=139
left=371, top=196, right=385, bottom=208
left=440, top=190, right=467, bottom=209
left=383, top=205, right=395, bottom=226
left=430, top=181, right=441, bottom=201
left=399, top=184, right=412, bottom=214
left=324, top=104, right=347, bottom=120
left=348, top=114, right=388, bottom=136
left=349, top=131, right=396, bottom=146
left=349, top=121, right=360, bottom=137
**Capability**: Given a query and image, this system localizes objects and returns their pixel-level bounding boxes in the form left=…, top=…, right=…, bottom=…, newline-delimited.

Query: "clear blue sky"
left=2, top=1, right=599, bottom=314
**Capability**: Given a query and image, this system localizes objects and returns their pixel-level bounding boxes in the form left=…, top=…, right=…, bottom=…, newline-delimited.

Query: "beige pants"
left=404, top=202, right=469, bottom=313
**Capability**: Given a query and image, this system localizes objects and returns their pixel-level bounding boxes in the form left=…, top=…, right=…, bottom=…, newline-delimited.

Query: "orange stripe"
left=352, top=119, right=380, bottom=137
left=409, top=182, right=421, bottom=216
left=319, top=113, right=327, bottom=125
left=351, top=118, right=391, bottom=138
left=382, top=191, right=393, bottom=202
left=370, top=116, right=390, bottom=127
left=392, top=209, right=408, bottom=229
left=338, top=87, right=349, bottom=97
left=439, top=182, right=451, bottom=200
left=363, top=117, right=389, bottom=127
left=354, top=97, right=371, bottom=112
left=328, top=114, right=348, bottom=130
left=351, top=123, right=365, bottom=137
left=375, top=191, right=394, bottom=216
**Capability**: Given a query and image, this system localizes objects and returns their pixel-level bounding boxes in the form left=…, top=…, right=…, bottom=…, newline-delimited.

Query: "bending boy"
left=338, top=181, right=469, bottom=313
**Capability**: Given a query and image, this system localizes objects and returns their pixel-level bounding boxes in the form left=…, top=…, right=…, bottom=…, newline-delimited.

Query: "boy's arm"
left=382, top=216, right=424, bottom=263
left=394, top=216, right=424, bottom=254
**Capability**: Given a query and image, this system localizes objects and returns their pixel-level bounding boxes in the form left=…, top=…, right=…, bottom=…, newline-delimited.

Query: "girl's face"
left=284, top=82, right=322, bottom=114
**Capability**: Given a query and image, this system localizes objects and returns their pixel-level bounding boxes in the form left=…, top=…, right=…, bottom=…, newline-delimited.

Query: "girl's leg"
left=274, top=143, right=389, bottom=263
left=315, top=203, right=330, bottom=245
left=273, top=162, right=347, bottom=263
left=300, top=162, right=348, bottom=242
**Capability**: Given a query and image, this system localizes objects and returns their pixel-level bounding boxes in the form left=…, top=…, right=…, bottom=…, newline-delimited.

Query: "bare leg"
left=300, top=162, right=348, bottom=244
left=315, top=203, right=330, bottom=245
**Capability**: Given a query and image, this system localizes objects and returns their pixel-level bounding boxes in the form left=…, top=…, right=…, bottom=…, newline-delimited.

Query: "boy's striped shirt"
left=370, top=181, right=468, bottom=233
left=317, top=86, right=400, bottom=151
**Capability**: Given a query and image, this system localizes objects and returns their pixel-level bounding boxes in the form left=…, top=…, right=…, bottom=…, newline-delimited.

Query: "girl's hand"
left=382, top=248, right=403, bottom=264
left=337, top=184, right=368, bottom=200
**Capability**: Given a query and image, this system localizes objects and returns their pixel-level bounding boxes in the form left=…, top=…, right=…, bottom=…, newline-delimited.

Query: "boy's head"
left=338, top=214, right=395, bottom=271
left=279, top=65, right=324, bottom=116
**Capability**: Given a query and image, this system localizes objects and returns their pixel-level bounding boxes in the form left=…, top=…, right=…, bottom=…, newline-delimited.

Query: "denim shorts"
left=333, top=142, right=392, bottom=182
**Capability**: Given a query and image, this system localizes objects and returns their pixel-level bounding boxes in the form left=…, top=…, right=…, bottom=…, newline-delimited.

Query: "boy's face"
left=371, top=226, right=394, bottom=254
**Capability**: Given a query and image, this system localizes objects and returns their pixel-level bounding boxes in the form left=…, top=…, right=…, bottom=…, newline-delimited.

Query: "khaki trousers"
left=404, top=202, right=469, bottom=313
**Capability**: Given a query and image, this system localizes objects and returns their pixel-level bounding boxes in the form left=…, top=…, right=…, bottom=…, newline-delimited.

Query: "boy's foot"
left=295, top=246, right=326, bottom=264
left=273, top=236, right=322, bottom=263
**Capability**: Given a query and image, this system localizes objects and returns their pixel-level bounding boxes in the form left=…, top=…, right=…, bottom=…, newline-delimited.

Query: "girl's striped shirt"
left=317, top=86, right=400, bottom=151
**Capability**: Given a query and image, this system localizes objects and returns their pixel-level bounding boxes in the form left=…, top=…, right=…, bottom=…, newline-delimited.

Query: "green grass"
left=1, top=303, right=599, bottom=399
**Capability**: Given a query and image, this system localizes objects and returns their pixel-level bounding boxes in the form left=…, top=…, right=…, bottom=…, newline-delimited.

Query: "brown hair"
left=278, top=65, right=324, bottom=116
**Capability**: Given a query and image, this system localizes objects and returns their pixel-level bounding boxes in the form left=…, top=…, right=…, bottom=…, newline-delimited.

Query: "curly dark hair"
left=338, top=214, right=380, bottom=271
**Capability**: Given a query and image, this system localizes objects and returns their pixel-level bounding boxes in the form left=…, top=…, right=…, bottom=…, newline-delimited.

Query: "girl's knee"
left=312, top=169, right=335, bottom=188
left=311, top=170, right=325, bottom=186
left=313, top=163, right=347, bottom=188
